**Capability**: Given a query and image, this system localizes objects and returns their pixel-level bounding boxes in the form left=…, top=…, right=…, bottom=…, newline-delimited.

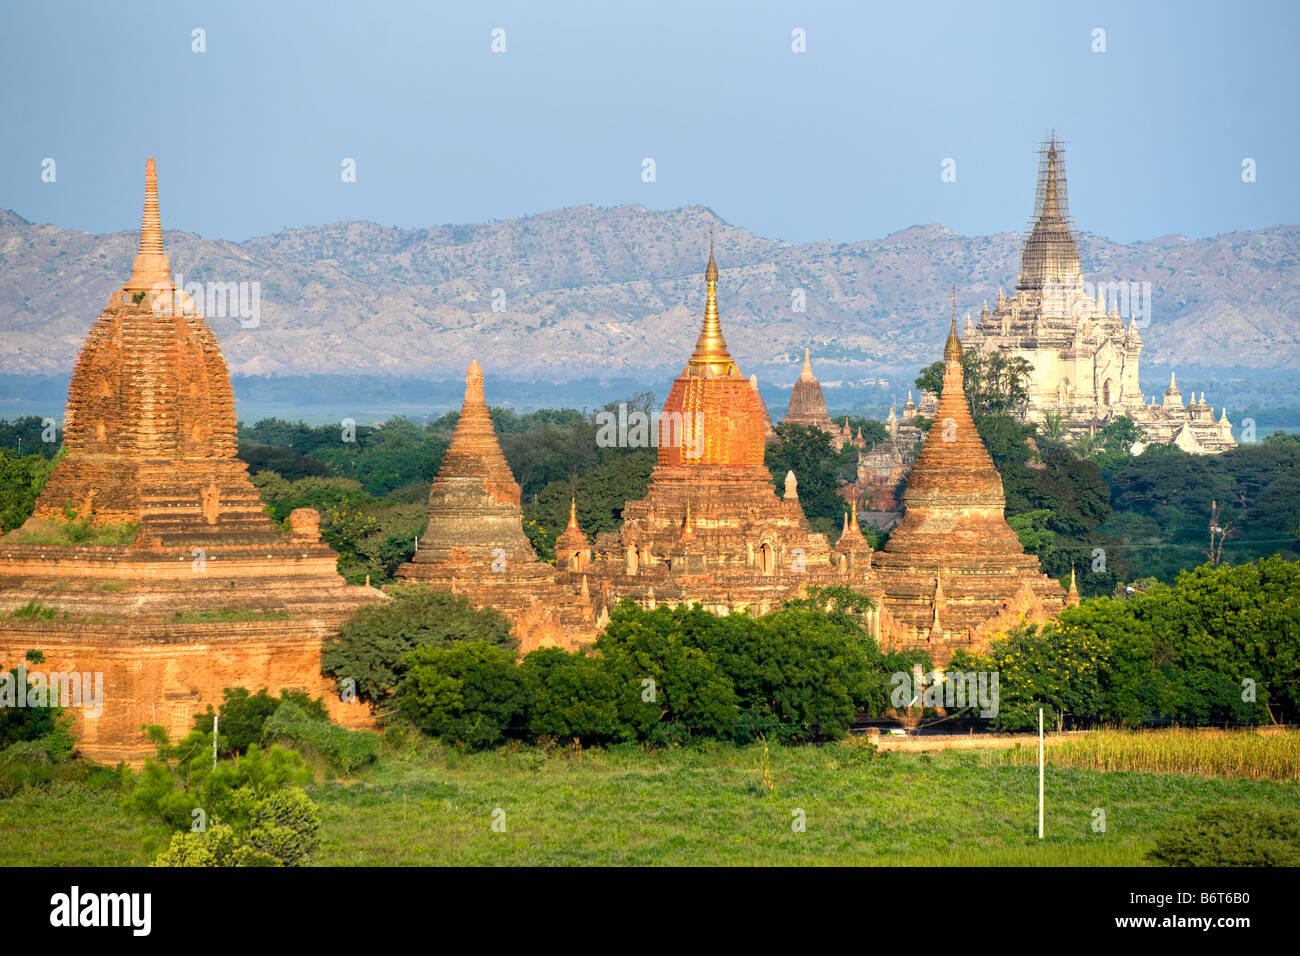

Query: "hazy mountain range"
left=1, top=205, right=1297, bottom=389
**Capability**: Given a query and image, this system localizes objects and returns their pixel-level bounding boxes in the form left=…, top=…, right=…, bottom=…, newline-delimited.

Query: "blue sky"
left=1, top=0, right=1295, bottom=244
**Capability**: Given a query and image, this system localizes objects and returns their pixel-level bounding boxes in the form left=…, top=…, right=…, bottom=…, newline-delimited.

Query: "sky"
left=1, top=0, right=1296, bottom=245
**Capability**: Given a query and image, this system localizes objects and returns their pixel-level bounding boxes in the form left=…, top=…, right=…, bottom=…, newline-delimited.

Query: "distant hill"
left=1, top=204, right=1297, bottom=384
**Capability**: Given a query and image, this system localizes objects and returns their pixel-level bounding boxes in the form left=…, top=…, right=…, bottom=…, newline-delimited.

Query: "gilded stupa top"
left=944, top=292, right=963, bottom=363
left=657, top=237, right=766, bottom=468
left=687, top=233, right=736, bottom=377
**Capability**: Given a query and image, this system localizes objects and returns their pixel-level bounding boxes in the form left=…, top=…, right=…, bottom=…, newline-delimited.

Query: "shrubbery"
left=399, top=642, right=529, bottom=748
left=1148, top=806, right=1300, bottom=866
left=324, top=586, right=516, bottom=717
left=952, top=556, right=1300, bottom=730
left=194, top=687, right=328, bottom=758
left=387, top=586, right=921, bottom=749
left=150, top=788, right=322, bottom=868
left=261, top=702, right=378, bottom=774
left=520, top=649, right=621, bottom=743
left=124, top=725, right=321, bottom=867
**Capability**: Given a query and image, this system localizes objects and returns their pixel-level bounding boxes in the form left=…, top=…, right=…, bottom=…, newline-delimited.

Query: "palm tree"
left=1041, top=411, right=1067, bottom=442
left=1070, top=434, right=1100, bottom=459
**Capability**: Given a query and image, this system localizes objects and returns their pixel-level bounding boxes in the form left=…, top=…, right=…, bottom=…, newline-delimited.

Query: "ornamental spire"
left=126, top=157, right=172, bottom=292
left=688, top=228, right=733, bottom=375
left=1042, top=139, right=1062, bottom=218
left=944, top=288, right=963, bottom=363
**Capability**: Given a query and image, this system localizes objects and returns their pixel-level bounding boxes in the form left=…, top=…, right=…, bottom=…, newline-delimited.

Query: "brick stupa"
left=575, top=243, right=869, bottom=616
left=0, top=159, right=384, bottom=762
left=870, top=310, right=1065, bottom=659
left=396, top=361, right=596, bottom=652
left=784, top=348, right=836, bottom=434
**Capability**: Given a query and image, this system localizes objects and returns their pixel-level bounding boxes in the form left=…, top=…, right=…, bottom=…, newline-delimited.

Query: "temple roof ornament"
left=943, top=291, right=963, bottom=363
left=125, top=157, right=173, bottom=292
left=800, top=347, right=815, bottom=380
left=687, top=230, right=733, bottom=377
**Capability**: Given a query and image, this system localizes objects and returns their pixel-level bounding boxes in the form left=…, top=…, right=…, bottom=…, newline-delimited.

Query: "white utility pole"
left=1038, top=707, right=1044, bottom=840
left=213, top=714, right=219, bottom=770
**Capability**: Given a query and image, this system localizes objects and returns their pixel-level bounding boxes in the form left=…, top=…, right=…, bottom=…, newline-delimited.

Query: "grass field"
left=3, top=735, right=1298, bottom=866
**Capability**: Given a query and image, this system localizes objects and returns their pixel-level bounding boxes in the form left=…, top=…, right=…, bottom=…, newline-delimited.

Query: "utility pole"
left=1038, top=708, right=1044, bottom=840
left=213, top=714, right=219, bottom=770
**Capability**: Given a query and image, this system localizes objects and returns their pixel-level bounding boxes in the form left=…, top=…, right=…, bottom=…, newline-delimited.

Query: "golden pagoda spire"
left=567, top=496, right=579, bottom=530
left=944, top=288, right=963, bottom=363
left=688, top=228, right=733, bottom=375
left=126, top=157, right=173, bottom=292
left=1066, top=565, right=1080, bottom=606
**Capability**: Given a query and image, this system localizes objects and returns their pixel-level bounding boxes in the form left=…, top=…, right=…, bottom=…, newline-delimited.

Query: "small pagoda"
left=396, top=361, right=596, bottom=652
left=870, top=307, right=1065, bottom=659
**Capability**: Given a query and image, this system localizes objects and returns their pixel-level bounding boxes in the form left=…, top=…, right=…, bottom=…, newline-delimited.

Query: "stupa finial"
left=800, top=347, right=814, bottom=380
left=944, top=290, right=963, bottom=363
left=689, top=229, right=731, bottom=374
left=126, top=157, right=172, bottom=291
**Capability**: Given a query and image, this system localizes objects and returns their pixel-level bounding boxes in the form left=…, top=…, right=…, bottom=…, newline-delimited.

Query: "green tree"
left=832, top=416, right=888, bottom=448
left=192, top=687, right=328, bottom=758
left=594, top=602, right=740, bottom=744
left=520, top=648, right=621, bottom=743
left=0, top=450, right=58, bottom=531
left=323, top=587, right=515, bottom=715
left=915, top=349, right=1033, bottom=418
left=0, top=417, right=63, bottom=458
left=765, top=423, right=855, bottom=536
left=398, top=641, right=529, bottom=748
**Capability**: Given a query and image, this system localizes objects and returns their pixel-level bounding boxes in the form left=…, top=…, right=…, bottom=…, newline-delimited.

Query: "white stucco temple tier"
left=961, top=139, right=1236, bottom=455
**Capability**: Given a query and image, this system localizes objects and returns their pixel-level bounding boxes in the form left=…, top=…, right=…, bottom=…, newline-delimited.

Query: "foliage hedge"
left=951, top=556, right=1300, bottom=730
left=1148, top=806, right=1300, bottom=866
left=390, top=586, right=927, bottom=749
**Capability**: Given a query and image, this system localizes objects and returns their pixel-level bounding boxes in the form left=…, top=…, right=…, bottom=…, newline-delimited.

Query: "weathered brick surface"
left=578, top=253, right=873, bottom=617
left=870, top=318, right=1064, bottom=661
left=0, top=160, right=383, bottom=762
left=396, top=361, right=596, bottom=652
